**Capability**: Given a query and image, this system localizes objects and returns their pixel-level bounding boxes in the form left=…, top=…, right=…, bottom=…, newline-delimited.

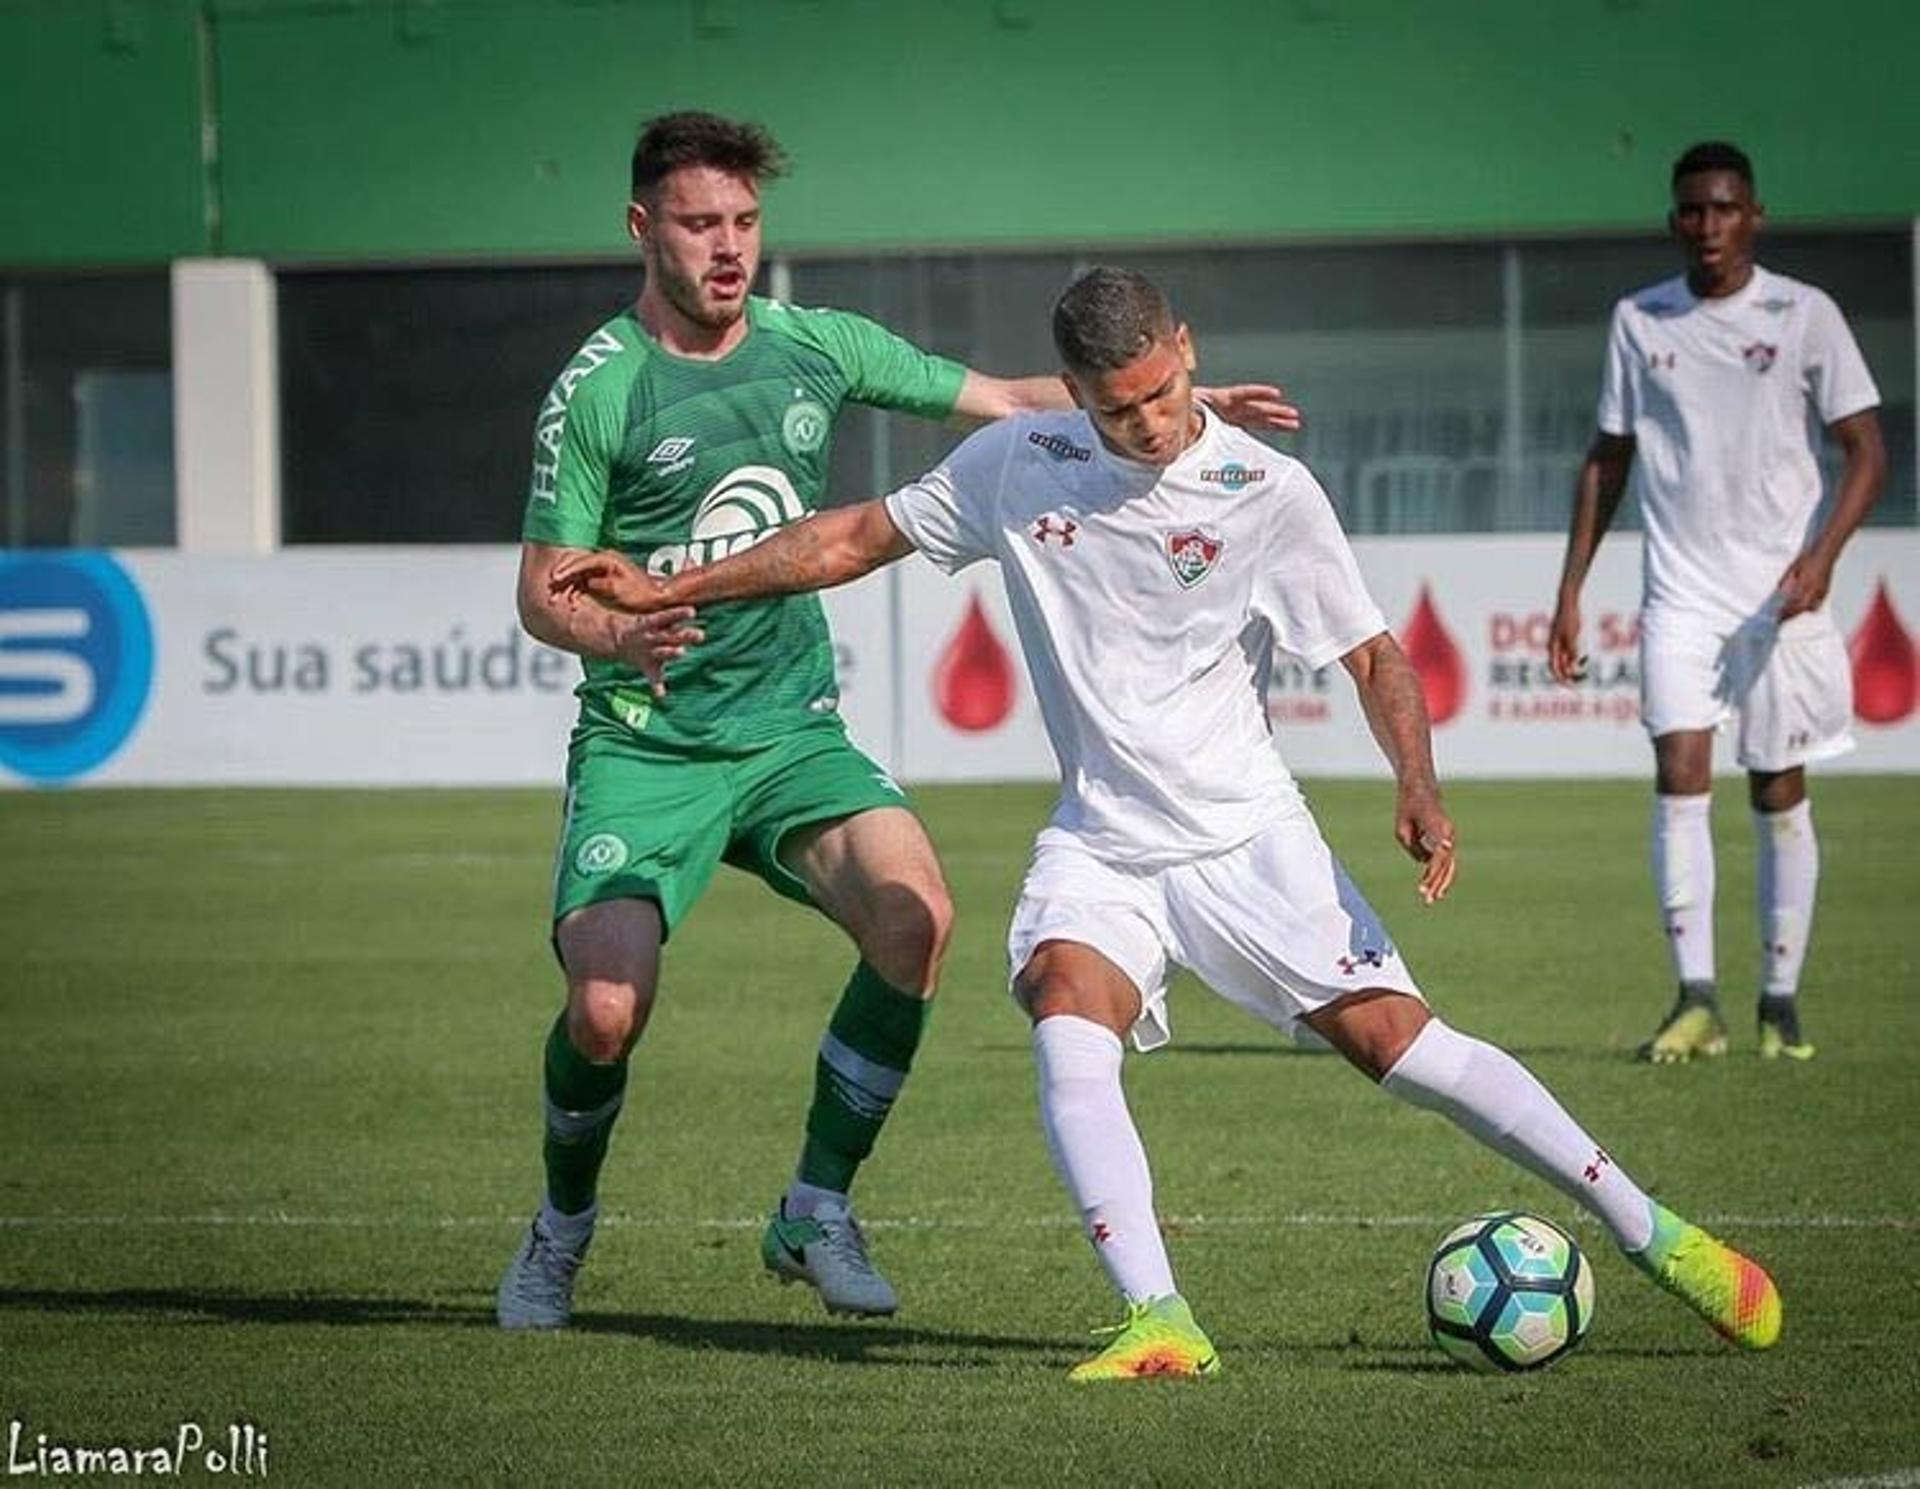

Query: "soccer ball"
left=1426, top=1211, right=1594, bottom=1372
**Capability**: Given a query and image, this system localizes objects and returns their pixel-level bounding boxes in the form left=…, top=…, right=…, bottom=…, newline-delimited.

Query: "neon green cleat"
left=1631, top=1203, right=1782, bottom=1350
left=1068, top=1294, right=1220, bottom=1382
left=1758, top=997, right=1816, bottom=1061
left=1638, top=1001, right=1729, bottom=1064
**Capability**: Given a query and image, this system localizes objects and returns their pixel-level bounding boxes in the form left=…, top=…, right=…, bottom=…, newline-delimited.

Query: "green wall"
left=5, top=0, right=1918, bottom=266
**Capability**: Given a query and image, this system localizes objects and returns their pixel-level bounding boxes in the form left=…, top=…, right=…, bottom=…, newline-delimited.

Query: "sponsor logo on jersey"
left=611, top=691, right=652, bottom=732
left=645, top=465, right=809, bottom=575
left=0, top=553, right=154, bottom=783
left=1027, top=431, right=1092, bottom=463
left=1164, top=528, right=1223, bottom=589
left=1200, top=462, right=1263, bottom=491
left=781, top=397, right=830, bottom=456
left=573, top=832, right=630, bottom=876
left=1031, top=515, right=1078, bottom=547
left=1742, top=341, right=1778, bottom=374
left=530, top=327, right=624, bottom=504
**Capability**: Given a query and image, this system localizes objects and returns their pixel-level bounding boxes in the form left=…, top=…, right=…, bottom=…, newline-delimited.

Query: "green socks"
left=541, top=1013, right=628, bottom=1217
left=799, top=963, right=931, bottom=1192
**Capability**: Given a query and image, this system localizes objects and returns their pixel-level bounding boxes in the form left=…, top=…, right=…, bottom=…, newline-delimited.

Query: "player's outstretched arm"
left=1549, top=431, right=1636, bottom=683
left=1341, top=631, right=1457, bottom=905
left=553, top=499, right=915, bottom=615
left=1778, top=407, right=1886, bottom=619
left=949, top=369, right=1302, bottom=433
left=517, top=542, right=702, bottom=696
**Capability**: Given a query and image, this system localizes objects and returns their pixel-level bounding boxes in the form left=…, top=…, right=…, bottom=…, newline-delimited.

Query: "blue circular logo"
left=0, top=553, right=155, bottom=783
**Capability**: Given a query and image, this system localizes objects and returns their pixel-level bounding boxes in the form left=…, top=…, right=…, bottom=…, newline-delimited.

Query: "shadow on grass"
left=0, top=1287, right=1063, bottom=1367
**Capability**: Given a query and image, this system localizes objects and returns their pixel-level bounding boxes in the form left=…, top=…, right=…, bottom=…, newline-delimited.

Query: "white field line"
left=0, top=1211, right=1913, bottom=1232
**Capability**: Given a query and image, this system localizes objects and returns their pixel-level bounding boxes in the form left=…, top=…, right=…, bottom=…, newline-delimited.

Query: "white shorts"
left=1640, top=607, right=1855, bottom=772
left=1006, top=814, right=1425, bottom=1052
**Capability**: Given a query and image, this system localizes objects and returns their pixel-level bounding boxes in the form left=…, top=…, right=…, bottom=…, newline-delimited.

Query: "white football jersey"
left=885, top=406, right=1386, bottom=866
left=1597, top=265, right=1879, bottom=625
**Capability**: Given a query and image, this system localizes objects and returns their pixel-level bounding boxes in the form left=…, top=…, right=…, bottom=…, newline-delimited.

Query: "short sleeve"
left=522, top=363, right=625, bottom=548
left=1252, top=465, right=1388, bottom=668
left=883, top=422, right=1015, bottom=574
left=1802, top=288, right=1880, bottom=425
left=801, top=307, right=967, bottom=420
left=1595, top=300, right=1635, bottom=437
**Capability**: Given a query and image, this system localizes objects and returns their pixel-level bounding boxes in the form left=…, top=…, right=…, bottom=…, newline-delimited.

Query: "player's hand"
left=1547, top=598, right=1587, bottom=684
left=550, top=549, right=666, bottom=613
left=1195, top=383, right=1303, bottom=434
left=612, top=606, right=704, bottom=697
left=1775, top=551, right=1834, bottom=620
left=1395, top=788, right=1457, bottom=905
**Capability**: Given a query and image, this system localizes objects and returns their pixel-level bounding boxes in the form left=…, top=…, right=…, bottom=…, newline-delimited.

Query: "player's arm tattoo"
left=1343, top=632, right=1440, bottom=797
left=666, top=500, right=914, bottom=607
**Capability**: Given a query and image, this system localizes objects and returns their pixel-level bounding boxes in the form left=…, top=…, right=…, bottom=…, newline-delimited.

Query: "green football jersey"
left=523, top=296, right=966, bottom=752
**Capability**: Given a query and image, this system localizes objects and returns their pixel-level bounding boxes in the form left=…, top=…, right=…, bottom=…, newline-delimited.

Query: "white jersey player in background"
left=553, top=266, right=1784, bottom=1379
left=1550, top=141, right=1887, bottom=1064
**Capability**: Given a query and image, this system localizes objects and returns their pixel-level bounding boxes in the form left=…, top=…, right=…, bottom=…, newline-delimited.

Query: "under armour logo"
left=1336, top=949, right=1387, bottom=976
left=1032, top=515, right=1078, bottom=546
left=1583, top=1149, right=1613, bottom=1185
left=1647, top=351, right=1677, bottom=370
left=1090, top=1221, right=1113, bottom=1246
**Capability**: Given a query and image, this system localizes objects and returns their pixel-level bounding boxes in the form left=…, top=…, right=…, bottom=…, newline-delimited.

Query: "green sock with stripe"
left=541, top=1013, right=628, bottom=1217
left=799, top=963, right=931, bottom=1192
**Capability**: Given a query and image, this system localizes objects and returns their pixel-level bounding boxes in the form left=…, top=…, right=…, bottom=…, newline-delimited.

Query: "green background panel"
left=0, top=0, right=208, bottom=265
left=3, top=0, right=1917, bottom=264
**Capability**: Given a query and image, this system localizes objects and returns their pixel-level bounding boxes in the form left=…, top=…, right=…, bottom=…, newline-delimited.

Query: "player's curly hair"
left=1671, top=140, right=1753, bottom=190
left=1052, top=267, right=1176, bottom=374
left=630, top=111, right=789, bottom=203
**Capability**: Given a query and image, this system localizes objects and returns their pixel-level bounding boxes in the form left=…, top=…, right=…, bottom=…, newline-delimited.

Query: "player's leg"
left=1643, top=727, right=1729, bottom=1061
left=1735, top=611, right=1852, bottom=1060
left=1749, top=766, right=1818, bottom=1058
left=1313, top=992, right=1779, bottom=1348
left=498, top=899, right=665, bottom=1331
left=499, top=741, right=728, bottom=1330
left=1010, top=845, right=1217, bottom=1380
left=758, top=803, right=951, bottom=1315
left=1159, top=815, right=1777, bottom=1349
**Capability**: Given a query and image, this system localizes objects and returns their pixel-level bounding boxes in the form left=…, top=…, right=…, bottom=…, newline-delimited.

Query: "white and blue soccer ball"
left=1426, top=1211, right=1594, bottom=1372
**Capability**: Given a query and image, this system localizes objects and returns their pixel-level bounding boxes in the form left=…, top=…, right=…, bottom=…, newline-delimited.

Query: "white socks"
left=1032, top=1015, right=1175, bottom=1303
left=1652, top=793, right=1716, bottom=989
left=1383, top=1020, right=1655, bottom=1253
left=1755, top=800, right=1818, bottom=998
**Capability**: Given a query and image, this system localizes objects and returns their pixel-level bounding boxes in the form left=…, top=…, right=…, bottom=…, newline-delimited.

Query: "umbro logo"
left=647, top=436, right=696, bottom=479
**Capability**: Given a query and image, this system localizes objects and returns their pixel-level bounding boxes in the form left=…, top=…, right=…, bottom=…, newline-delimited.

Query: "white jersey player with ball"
left=553, top=266, right=1787, bottom=1379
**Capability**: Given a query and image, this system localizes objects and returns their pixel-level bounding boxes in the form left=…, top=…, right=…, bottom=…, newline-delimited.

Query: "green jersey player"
left=498, top=112, right=1299, bottom=1328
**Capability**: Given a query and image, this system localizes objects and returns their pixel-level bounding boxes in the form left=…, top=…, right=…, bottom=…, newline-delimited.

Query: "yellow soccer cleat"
left=1637, top=1000, right=1729, bottom=1064
left=1632, top=1203, right=1782, bottom=1350
left=1758, top=996, right=1816, bottom=1062
left=1068, top=1294, right=1220, bottom=1382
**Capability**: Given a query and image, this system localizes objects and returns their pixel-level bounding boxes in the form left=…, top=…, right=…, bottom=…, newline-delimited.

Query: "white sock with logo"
left=1755, top=800, right=1818, bottom=997
left=1032, top=1015, right=1176, bottom=1304
left=1653, top=793, right=1716, bottom=988
left=1383, top=1020, right=1655, bottom=1253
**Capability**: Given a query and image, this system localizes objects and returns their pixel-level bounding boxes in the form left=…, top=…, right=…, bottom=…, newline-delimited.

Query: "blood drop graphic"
left=1399, top=584, right=1466, bottom=725
left=1849, top=580, right=1917, bottom=725
left=933, top=591, right=1015, bottom=732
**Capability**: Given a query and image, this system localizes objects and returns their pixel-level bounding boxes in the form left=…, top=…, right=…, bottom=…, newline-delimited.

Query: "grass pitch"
left=2, top=777, right=1917, bottom=1486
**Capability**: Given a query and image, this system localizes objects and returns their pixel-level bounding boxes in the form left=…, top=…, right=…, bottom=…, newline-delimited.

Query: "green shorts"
left=551, top=719, right=911, bottom=935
